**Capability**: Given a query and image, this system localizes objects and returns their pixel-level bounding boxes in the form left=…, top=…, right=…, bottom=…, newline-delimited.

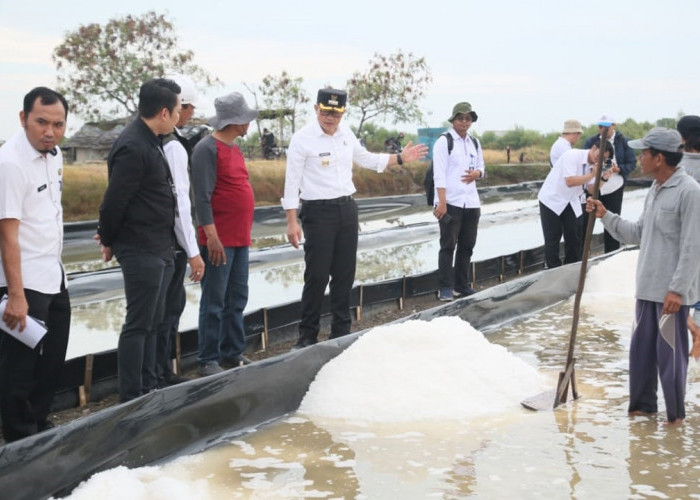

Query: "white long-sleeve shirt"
left=163, top=131, right=199, bottom=258
left=281, top=121, right=390, bottom=210
left=549, top=136, right=572, bottom=167
left=432, top=128, right=485, bottom=208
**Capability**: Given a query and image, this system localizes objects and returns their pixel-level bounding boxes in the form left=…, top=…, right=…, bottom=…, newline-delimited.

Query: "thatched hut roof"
left=64, top=118, right=129, bottom=149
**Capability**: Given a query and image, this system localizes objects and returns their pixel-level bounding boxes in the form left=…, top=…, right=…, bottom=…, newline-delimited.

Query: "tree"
left=53, top=11, right=217, bottom=121
left=346, top=50, right=432, bottom=135
left=258, top=71, right=310, bottom=144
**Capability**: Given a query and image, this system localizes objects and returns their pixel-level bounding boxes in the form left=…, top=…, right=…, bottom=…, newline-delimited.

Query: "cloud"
left=180, top=30, right=367, bottom=85
left=0, top=26, right=59, bottom=66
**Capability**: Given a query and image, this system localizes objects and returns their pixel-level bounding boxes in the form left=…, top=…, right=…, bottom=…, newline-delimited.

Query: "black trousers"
left=298, top=198, right=358, bottom=343
left=155, top=249, right=187, bottom=384
left=0, top=284, right=70, bottom=443
left=539, top=202, right=580, bottom=269
left=581, top=186, right=624, bottom=253
left=438, top=204, right=480, bottom=290
left=114, top=244, right=174, bottom=402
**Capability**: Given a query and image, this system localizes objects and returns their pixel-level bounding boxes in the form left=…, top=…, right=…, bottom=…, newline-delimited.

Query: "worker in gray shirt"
left=586, top=127, right=700, bottom=425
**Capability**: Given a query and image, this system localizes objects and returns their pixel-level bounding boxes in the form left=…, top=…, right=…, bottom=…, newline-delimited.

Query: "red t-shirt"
left=198, top=141, right=254, bottom=247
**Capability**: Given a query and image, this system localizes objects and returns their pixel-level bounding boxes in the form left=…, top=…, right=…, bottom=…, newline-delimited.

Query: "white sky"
left=1, top=0, right=698, bottom=141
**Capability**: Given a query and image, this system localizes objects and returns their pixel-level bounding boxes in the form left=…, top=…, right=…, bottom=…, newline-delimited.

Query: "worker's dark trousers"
left=628, top=299, right=689, bottom=422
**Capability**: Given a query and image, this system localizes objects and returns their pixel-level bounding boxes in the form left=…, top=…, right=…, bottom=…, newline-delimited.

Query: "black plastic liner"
left=52, top=236, right=600, bottom=411
left=0, top=252, right=605, bottom=499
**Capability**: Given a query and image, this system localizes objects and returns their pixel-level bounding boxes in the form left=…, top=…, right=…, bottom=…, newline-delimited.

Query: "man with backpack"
left=432, top=102, right=485, bottom=301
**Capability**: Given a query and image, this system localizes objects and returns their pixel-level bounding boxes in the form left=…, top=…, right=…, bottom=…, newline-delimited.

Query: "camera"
left=603, top=159, right=613, bottom=171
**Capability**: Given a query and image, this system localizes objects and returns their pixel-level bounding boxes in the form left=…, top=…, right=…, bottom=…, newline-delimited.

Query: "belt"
left=301, top=195, right=353, bottom=205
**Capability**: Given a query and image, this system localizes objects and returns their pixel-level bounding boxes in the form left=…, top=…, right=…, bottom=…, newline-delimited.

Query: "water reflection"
left=66, top=252, right=700, bottom=498
left=63, top=191, right=648, bottom=359
left=174, top=287, right=698, bottom=498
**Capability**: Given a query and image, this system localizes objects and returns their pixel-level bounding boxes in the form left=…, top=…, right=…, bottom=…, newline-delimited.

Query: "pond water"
left=64, top=190, right=648, bottom=359
left=62, top=251, right=700, bottom=499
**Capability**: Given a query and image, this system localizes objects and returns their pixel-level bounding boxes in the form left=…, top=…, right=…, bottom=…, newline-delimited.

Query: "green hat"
left=448, top=102, right=478, bottom=123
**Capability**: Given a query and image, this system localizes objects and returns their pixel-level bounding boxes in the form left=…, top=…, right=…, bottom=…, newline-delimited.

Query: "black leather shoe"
left=38, top=420, right=55, bottom=432
left=220, top=355, right=252, bottom=369
left=453, top=286, right=476, bottom=297
left=164, top=373, right=189, bottom=386
left=290, top=337, right=317, bottom=351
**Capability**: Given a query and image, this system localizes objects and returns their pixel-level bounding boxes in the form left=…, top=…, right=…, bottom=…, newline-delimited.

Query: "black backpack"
left=423, top=133, right=479, bottom=206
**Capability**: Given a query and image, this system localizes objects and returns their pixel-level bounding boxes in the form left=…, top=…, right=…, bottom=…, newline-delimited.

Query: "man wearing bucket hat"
left=283, top=88, right=428, bottom=349
left=676, top=115, right=700, bottom=360
left=432, top=102, right=485, bottom=301
left=550, top=119, right=583, bottom=167
left=153, top=74, right=206, bottom=387
left=192, top=92, right=259, bottom=375
left=586, top=127, right=700, bottom=425
left=581, top=114, right=636, bottom=254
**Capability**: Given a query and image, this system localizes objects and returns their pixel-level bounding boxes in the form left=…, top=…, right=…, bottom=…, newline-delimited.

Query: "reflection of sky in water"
left=65, top=190, right=648, bottom=359
left=65, top=252, right=700, bottom=499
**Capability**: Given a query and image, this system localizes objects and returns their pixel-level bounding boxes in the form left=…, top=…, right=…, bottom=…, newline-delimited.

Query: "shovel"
left=521, top=127, right=610, bottom=411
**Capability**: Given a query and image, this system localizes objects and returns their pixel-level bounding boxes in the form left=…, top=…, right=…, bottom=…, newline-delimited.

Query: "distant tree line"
left=477, top=115, right=684, bottom=150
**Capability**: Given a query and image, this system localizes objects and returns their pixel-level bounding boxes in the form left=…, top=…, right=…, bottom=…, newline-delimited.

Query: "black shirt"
left=98, top=118, right=176, bottom=259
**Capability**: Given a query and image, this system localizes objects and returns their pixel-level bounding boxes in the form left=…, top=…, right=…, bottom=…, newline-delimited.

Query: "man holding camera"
left=582, top=114, right=636, bottom=253
left=537, top=142, right=612, bottom=269
left=432, top=102, right=485, bottom=301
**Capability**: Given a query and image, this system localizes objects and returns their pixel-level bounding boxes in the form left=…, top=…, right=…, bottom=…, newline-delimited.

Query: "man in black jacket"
left=97, top=78, right=182, bottom=402
left=582, top=114, right=636, bottom=252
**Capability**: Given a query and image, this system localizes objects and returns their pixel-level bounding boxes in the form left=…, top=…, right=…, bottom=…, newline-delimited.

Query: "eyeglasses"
left=319, top=109, right=343, bottom=118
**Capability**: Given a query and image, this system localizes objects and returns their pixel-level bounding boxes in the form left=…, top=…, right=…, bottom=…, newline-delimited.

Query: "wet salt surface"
left=63, top=252, right=700, bottom=498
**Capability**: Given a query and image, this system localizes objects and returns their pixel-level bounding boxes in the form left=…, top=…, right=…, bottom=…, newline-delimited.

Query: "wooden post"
left=356, top=285, right=363, bottom=321
left=518, top=250, right=524, bottom=275
left=79, top=353, right=94, bottom=407
left=261, top=308, right=269, bottom=352
left=174, top=331, right=182, bottom=375
left=399, top=275, right=406, bottom=310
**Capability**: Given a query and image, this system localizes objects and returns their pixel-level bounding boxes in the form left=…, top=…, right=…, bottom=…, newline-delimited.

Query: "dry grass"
left=62, top=149, right=552, bottom=220
left=62, top=163, right=108, bottom=222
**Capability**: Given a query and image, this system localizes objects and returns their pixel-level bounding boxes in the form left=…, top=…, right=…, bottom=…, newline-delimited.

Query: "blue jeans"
left=114, top=244, right=174, bottom=402
left=198, top=246, right=249, bottom=364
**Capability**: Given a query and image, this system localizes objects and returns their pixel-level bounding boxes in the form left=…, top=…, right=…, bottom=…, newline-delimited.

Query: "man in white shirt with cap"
left=154, top=74, right=206, bottom=387
left=283, top=88, right=427, bottom=348
left=582, top=114, right=636, bottom=253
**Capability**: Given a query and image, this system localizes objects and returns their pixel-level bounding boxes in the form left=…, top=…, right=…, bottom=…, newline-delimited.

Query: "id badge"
left=320, top=152, right=331, bottom=167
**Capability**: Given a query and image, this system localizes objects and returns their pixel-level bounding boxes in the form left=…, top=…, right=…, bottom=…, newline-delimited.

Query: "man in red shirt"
left=192, top=93, right=259, bottom=376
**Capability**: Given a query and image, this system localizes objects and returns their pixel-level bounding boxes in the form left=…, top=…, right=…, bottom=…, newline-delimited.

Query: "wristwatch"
left=396, top=153, right=403, bottom=165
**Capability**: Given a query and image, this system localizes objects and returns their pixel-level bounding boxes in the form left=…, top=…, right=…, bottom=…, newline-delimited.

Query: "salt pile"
left=55, top=464, right=211, bottom=500
left=298, top=316, right=547, bottom=422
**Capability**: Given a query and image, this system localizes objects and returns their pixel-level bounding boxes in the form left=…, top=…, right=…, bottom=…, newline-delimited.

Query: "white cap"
left=167, top=74, right=199, bottom=106
left=597, top=114, right=615, bottom=126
